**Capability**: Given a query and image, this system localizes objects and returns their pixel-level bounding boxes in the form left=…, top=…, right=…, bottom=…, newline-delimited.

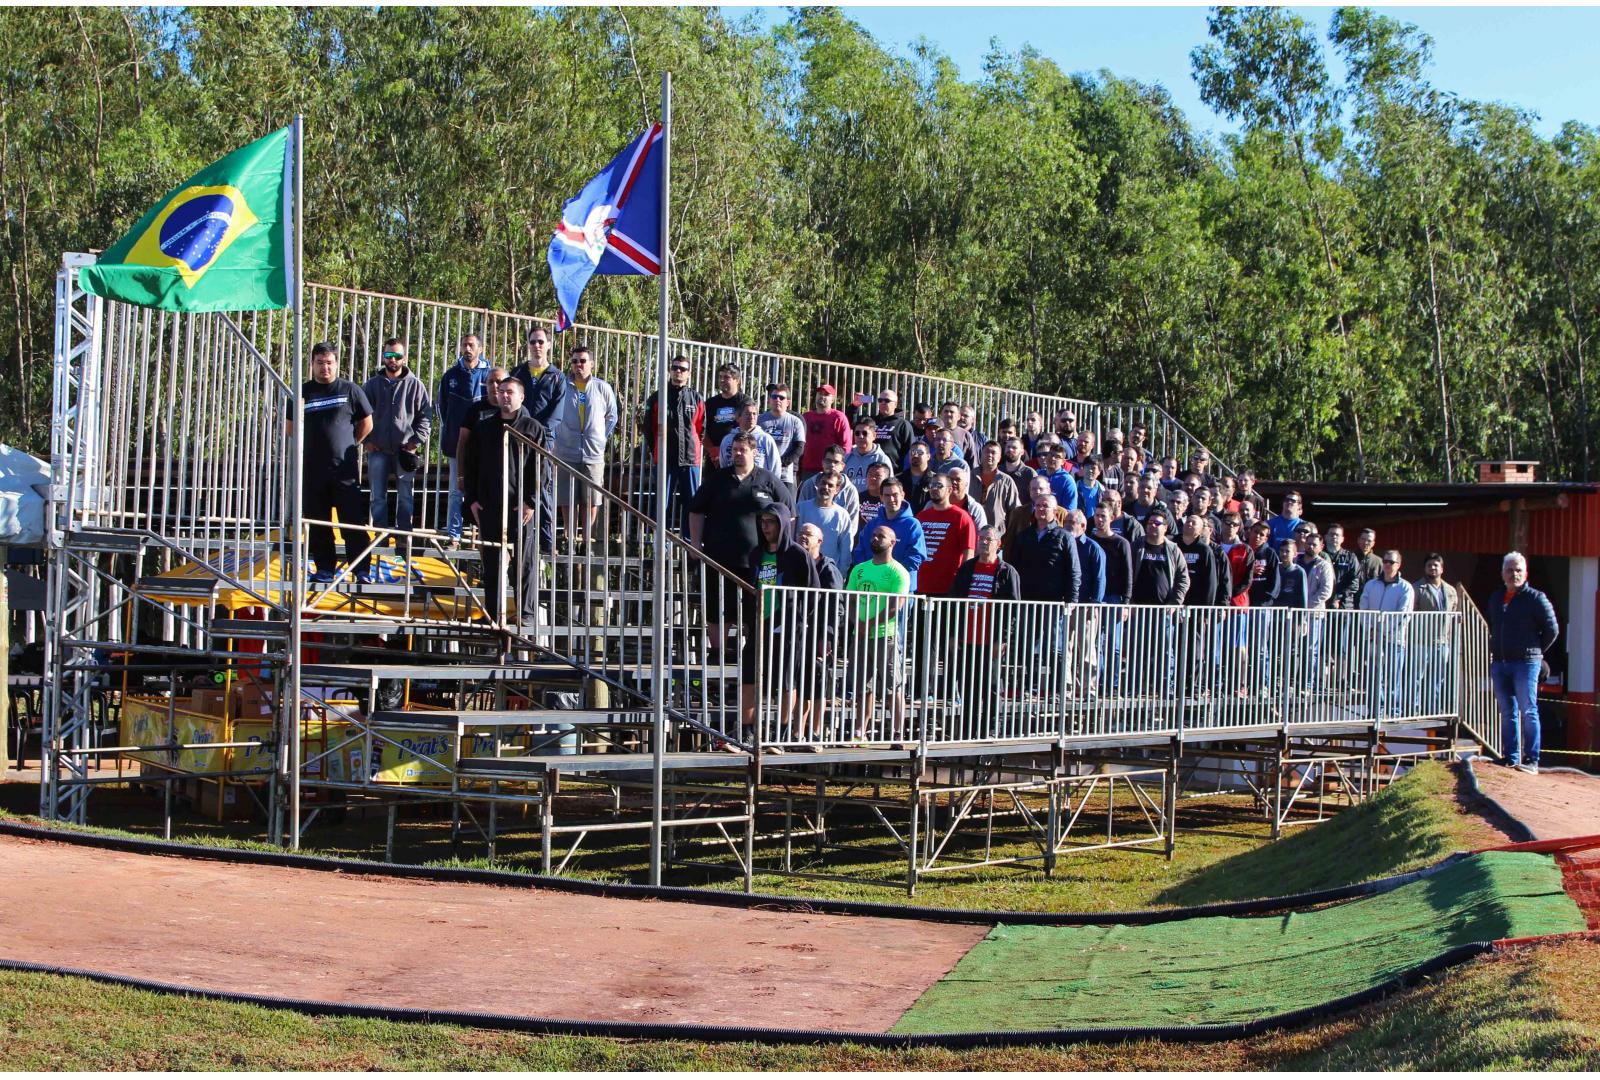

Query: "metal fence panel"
left=754, top=590, right=1467, bottom=750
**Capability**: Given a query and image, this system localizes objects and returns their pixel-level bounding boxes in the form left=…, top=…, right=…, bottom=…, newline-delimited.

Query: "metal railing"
left=298, top=282, right=1229, bottom=549
left=1458, top=589, right=1502, bottom=758
left=754, top=587, right=1462, bottom=750
left=485, top=426, right=756, bottom=745
left=58, top=276, right=1228, bottom=579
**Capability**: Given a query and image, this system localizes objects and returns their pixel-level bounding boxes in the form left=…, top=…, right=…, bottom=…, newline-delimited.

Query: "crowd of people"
left=293, top=330, right=1560, bottom=766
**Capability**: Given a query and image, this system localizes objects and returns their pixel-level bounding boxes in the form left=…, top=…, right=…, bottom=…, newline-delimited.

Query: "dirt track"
left=1473, top=764, right=1600, bottom=841
left=0, top=835, right=985, bottom=1033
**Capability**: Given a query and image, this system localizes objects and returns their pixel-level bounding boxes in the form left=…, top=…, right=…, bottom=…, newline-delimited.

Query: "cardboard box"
left=233, top=683, right=275, bottom=718
left=198, top=779, right=255, bottom=821
left=189, top=688, right=228, bottom=715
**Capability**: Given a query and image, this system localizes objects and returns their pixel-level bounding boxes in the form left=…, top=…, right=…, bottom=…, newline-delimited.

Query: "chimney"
left=1476, top=460, right=1538, bottom=484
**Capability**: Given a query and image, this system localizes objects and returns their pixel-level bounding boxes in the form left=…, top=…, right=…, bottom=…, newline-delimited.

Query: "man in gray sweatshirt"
left=361, top=337, right=432, bottom=545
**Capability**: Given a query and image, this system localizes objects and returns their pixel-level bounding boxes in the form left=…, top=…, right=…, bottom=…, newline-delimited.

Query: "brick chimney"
left=1476, top=460, right=1538, bottom=484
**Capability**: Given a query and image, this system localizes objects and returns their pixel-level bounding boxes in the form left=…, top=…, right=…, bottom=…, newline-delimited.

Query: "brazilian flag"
left=79, top=126, right=294, bottom=312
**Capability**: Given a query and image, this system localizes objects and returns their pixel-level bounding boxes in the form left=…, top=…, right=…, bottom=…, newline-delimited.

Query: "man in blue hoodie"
left=850, top=478, right=926, bottom=591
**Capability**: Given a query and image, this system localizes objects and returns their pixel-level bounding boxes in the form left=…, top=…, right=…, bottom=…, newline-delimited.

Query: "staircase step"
left=303, top=662, right=578, bottom=684
left=457, top=750, right=750, bottom=778
left=369, top=708, right=654, bottom=728
left=67, top=529, right=147, bottom=554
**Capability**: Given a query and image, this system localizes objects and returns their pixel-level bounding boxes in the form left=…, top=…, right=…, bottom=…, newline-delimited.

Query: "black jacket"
left=1092, top=531, right=1134, bottom=600
left=1328, top=546, right=1362, bottom=609
left=814, top=555, right=845, bottom=591
left=949, top=556, right=1023, bottom=601
left=872, top=413, right=917, bottom=467
left=742, top=504, right=822, bottom=629
left=463, top=408, right=548, bottom=529
left=1488, top=584, right=1560, bottom=661
left=1246, top=541, right=1282, bottom=607
left=1177, top=537, right=1216, bottom=608
left=644, top=383, right=705, bottom=468
left=899, top=467, right=933, bottom=513
left=1010, top=524, right=1083, bottom=604
left=1209, top=542, right=1230, bottom=607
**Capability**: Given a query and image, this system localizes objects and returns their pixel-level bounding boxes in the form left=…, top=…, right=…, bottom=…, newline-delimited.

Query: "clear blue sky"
left=723, top=6, right=1599, bottom=138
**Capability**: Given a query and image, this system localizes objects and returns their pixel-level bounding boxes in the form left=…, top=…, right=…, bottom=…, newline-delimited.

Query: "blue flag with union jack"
left=547, top=124, right=663, bottom=331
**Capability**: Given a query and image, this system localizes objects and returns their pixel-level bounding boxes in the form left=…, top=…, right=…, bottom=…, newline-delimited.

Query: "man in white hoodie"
left=549, top=344, right=619, bottom=544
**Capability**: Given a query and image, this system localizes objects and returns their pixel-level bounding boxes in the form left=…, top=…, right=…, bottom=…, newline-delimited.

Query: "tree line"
left=3, top=6, right=1596, bottom=482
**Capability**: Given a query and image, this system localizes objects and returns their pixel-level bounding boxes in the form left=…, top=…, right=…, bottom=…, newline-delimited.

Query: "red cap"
left=816, top=383, right=836, bottom=395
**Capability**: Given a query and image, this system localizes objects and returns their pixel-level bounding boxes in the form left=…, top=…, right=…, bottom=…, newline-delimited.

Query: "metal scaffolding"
left=42, top=256, right=1497, bottom=887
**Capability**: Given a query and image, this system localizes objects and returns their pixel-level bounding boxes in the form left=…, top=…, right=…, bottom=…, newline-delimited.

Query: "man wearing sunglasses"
left=643, top=354, right=705, bottom=532
left=361, top=337, right=432, bottom=551
left=870, top=388, right=916, bottom=469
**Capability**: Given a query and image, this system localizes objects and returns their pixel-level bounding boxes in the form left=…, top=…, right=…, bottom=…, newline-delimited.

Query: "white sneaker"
left=1514, top=762, right=1539, bottom=775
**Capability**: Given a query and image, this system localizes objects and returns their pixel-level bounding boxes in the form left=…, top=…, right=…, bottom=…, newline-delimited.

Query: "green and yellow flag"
left=79, top=125, right=294, bottom=312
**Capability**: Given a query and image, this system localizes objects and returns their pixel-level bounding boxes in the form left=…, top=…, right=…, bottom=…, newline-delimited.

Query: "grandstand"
left=43, top=252, right=1497, bottom=893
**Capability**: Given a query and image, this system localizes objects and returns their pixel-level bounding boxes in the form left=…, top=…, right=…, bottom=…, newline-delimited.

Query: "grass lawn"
left=0, top=760, right=1491, bottom=914
left=1, top=938, right=1595, bottom=1070
left=0, top=760, right=1583, bottom=1069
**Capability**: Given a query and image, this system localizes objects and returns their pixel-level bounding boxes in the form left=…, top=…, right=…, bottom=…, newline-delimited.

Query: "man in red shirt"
left=915, top=472, right=977, bottom=597
left=800, top=383, right=851, bottom=485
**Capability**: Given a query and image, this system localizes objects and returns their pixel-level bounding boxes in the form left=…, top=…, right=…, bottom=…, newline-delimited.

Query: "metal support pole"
left=648, top=71, right=673, bottom=887
left=285, top=113, right=307, bottom=851
left=743, top=762, right=756, bottom=894
left=1165, top=736, right=1180, bottom=860
left=541, top=768, right=556, bottom=874
left=1271, top=733, right=1286, bottom=840
left=385, top=802, right=397, bottom=862
left=907, top=758, right=921, bottom=897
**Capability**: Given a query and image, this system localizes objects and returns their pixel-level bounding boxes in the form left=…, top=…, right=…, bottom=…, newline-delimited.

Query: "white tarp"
left=0, top=444, right=48, bottom=545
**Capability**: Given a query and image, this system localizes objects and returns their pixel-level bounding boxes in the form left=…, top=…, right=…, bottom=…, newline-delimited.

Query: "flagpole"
left=286, top=113, right=306, bottom=851
left=649, top=71, right=672, bottom=887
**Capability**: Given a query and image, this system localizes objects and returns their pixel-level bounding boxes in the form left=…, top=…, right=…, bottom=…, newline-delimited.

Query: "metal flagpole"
left=286, top=113, right=307, bottom=850
left=649, top=72, right=672, bottom=886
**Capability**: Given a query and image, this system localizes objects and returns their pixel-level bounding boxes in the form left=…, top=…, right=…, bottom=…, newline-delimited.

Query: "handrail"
left=754, top=586, right=1462, bottom=750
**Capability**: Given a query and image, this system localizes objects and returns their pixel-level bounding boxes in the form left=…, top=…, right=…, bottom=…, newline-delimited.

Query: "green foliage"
left=2, top=6, right=1597, bottom=481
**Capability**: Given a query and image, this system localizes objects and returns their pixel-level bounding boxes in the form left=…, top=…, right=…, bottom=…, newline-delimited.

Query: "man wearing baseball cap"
left=800, top=382, right=851, bottom=486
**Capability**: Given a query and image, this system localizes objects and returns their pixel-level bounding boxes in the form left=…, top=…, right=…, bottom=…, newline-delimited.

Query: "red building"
left=1259, top=473, right=1600, bottom=757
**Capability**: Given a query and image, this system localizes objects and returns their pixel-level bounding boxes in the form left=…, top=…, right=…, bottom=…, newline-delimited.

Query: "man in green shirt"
left=845, top=525, right=911, bottom=743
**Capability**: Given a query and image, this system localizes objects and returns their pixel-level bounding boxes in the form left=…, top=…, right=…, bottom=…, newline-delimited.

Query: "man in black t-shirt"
left=703, top=363, right=749, bottom=470
left=689, top=432, right=794, bottom=655
left=288, top=343, right=376, bottom=582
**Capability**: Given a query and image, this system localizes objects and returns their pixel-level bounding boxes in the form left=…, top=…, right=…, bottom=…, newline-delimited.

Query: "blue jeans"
left=446, top=454, right=465, bottom=539
left=1492, top=659, right=1542, bottom=765
left=367, top=450, right=416, bottom=536
left=662, top=463, right=701, bottom=533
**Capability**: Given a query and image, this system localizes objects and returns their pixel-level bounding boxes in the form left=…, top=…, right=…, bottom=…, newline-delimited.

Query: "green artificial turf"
left=892, top=850, right=1586, bottom=1035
